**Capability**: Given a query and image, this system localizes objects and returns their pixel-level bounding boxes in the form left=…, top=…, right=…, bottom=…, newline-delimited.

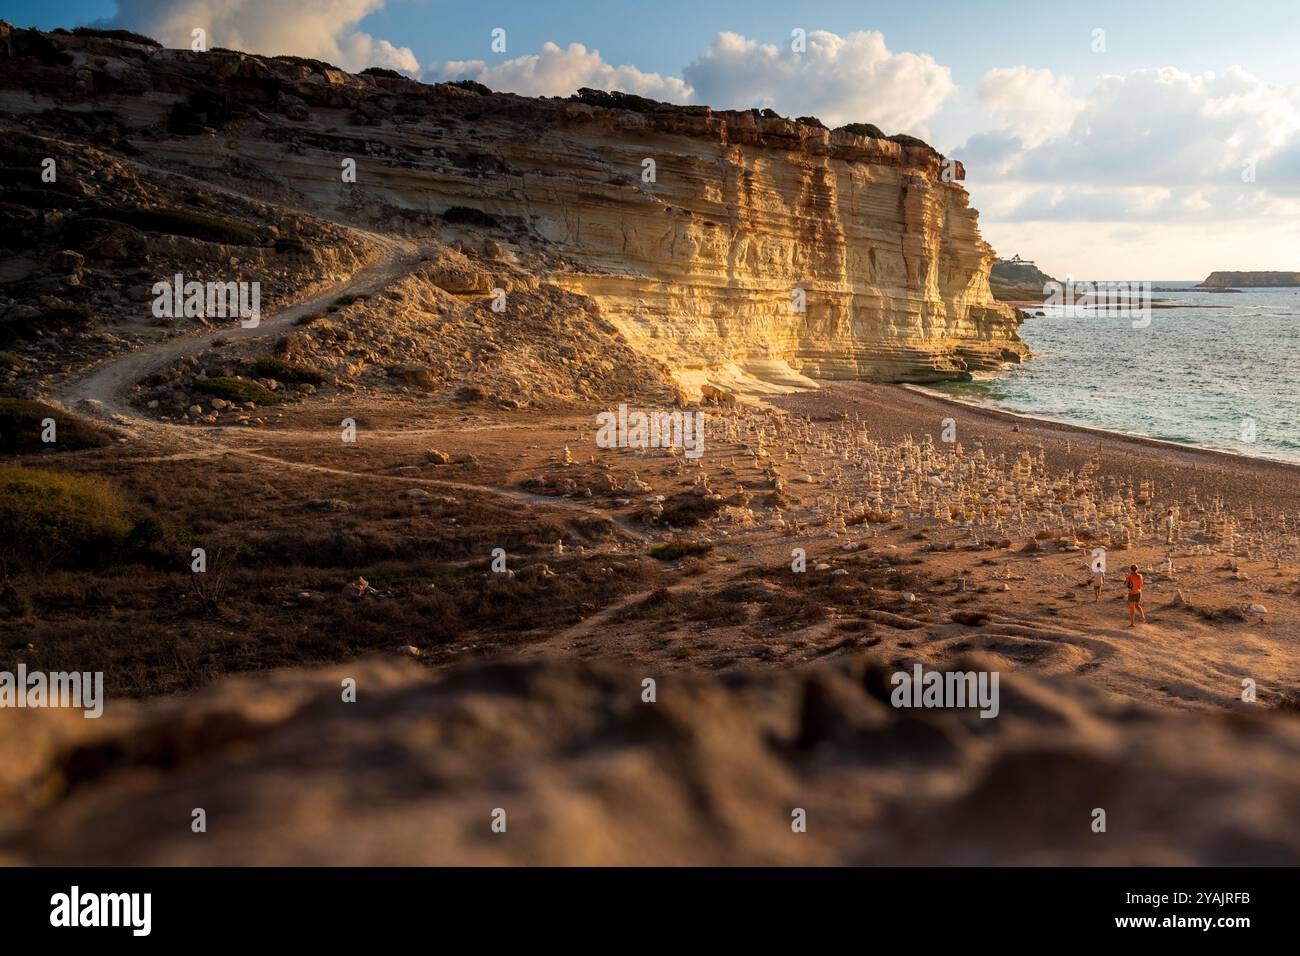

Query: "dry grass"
left=0, top=446, right=664, bottom=697
left=0, top=399, right=117, bottom=453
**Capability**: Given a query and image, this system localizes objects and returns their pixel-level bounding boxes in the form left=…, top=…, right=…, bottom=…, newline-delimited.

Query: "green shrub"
left=125, top=514, right=166, bottom=551
left=91, top=206, right=262, bottom=246
left=192, top=376, right=280, bottom=405
left=570, top=88, right=665, bottom=114
left=0, top=399, right=116, bottom=453
left=71, top=27, right=162, bottom=48
left=0, top=465, right=133, bottom=569
left=449, top=79, right=492, bottom=96
left=252, top=356, right=324, bottom=385
left=271, top=54, right=340, bottom=74
left=837, top=122, right=886, bottom=139
left=888, top=133, right=932, bottom=149
left=648, top=540, right=714, bottom=561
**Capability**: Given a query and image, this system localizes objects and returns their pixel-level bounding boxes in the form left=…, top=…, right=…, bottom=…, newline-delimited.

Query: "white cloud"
left=105, top=0, right=420, bottom=74
left=960, top=65, right=1300, bottom=223
left=433, top=30, right=954, bottom=132
left=430, top=41, right=692, bottom=101
left=682, top=30, right=955, bottom=132
left=102, top=13, right=953, bottom=134
left=976, top=66, right=1082, bottom=148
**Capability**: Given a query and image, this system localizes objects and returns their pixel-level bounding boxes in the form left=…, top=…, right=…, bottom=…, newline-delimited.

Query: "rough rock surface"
left=0, top=23, right=1026, bottom=398
left=3, top=654, right=1298, bottom=865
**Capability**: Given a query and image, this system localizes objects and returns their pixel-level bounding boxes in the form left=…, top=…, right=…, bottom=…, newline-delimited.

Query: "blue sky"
left=10, top=1, right=1299, bottom=88
left=6, top=0, right=1300, bottom=277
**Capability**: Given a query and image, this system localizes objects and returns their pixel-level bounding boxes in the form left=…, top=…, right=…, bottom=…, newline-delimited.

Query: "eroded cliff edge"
left=0, top=23, right=1026, bottom=398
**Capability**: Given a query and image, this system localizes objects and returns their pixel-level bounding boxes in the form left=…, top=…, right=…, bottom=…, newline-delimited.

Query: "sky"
left=6, top=0, right=1300, bottom=278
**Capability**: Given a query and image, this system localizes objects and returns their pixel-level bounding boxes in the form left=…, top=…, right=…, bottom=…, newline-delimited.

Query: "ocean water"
left=933, top=282, right=1300, bottom=464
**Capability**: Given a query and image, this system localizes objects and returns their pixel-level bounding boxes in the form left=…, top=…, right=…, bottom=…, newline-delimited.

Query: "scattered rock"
left=342, top=577, right=370, bottom=600
left=51, top=249, right=85, bottom=273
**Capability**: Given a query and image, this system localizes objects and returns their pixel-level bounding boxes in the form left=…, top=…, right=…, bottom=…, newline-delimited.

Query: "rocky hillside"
left=0, top=126, right=377, bottom=390
left=5, top=653, right=1298, bottom=865
left=1199, top=271, right=1300, bottom=288
left=0, top=23, right=1025, bottom=398
left=989, top=257, right=1058, bottom=301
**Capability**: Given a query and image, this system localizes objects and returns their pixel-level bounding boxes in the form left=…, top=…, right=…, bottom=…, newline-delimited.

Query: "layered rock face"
left=0, top=24, right=1026, bottom=395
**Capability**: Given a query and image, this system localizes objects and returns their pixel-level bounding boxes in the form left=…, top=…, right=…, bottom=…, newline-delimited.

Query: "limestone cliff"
left=0, top=23, right=1025, bottom=396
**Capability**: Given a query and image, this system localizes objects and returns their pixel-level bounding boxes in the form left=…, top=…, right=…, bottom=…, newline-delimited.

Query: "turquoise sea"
left=934, top=282, right=1300, bottom=464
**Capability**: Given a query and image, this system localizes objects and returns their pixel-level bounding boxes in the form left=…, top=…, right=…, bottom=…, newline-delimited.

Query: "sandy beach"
left=781, top=381, right=1300, bottom=514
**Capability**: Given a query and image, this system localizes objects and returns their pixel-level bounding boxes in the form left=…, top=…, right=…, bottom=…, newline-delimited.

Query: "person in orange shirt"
left=1124, top=564, right=1147, bottom=627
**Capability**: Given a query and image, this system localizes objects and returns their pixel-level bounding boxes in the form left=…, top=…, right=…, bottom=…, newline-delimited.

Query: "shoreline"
left=772, top=380, right=1300, bottom=515
left=902, top=383, right=1300, bottom=472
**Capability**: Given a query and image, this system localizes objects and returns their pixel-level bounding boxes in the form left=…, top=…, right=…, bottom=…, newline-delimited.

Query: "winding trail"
left=54, top=229, right=418, bottom=421
left=50, top=214, right=646, bottom=542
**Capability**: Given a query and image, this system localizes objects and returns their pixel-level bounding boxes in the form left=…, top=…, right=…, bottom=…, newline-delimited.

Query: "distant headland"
left=990, top=254, right=1058, bottom=301
left=1198, top=271, right=1300, bottom=288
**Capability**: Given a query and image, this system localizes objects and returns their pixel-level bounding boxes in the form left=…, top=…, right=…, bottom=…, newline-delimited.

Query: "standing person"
left=1124, top=564, right=1147, bottom=626
left=1165, top=508, right=1176, bottom=545
left=1090, top=565, right=1105, bottom=601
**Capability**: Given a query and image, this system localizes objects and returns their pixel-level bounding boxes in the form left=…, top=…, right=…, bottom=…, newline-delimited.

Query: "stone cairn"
left=703, top=405, right=1294, bottom=562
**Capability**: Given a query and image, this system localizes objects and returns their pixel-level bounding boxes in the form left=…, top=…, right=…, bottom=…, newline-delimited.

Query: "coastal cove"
left=930, top=283, right=1300, bottom=464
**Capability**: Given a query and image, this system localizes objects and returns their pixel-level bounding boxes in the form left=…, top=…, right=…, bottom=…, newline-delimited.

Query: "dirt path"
left=229, top=447, right=648, bottom=541
left=53, top=229, right=419, bottom=421
left=49, top=199, right=646, bottom=543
